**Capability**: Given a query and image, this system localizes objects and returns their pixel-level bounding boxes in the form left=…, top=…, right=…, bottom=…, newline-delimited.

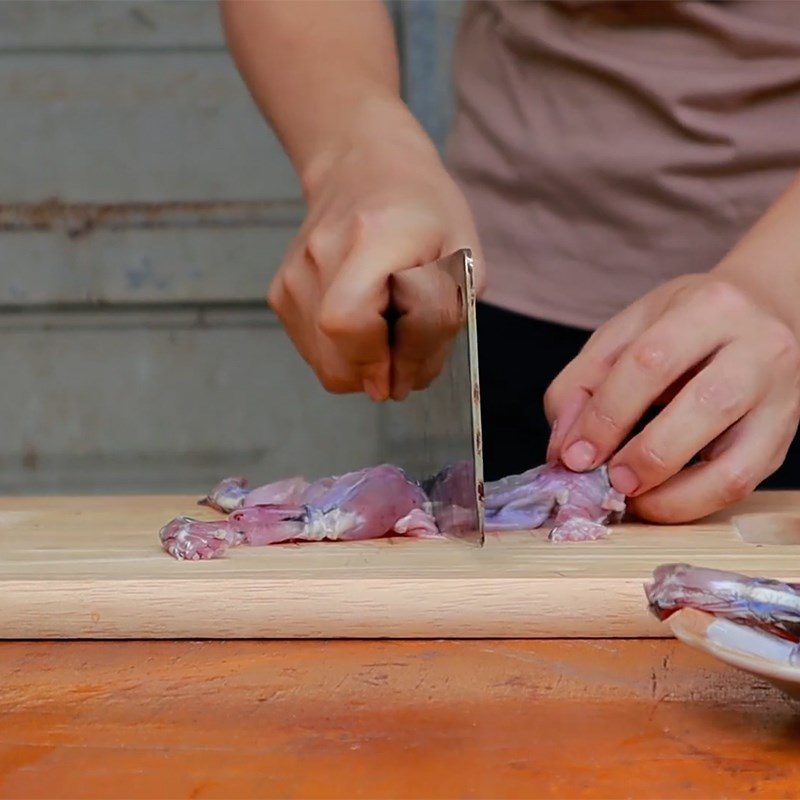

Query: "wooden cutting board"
left=2, top=492, right=799, bottom=639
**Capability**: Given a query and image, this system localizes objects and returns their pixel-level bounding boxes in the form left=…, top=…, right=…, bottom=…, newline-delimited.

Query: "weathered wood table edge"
left=2, top=491, right=799, bottom=639
left=2, top=637, right=799, bottom=800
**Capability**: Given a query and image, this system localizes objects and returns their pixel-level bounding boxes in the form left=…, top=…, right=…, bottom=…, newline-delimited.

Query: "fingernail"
left=363, top=378, right=386, bottom=403
left=392, top=383, right=412, bottom=401
left=563, top=440, right=597, bottom=471
left=609, top=464, right=640, bottom=496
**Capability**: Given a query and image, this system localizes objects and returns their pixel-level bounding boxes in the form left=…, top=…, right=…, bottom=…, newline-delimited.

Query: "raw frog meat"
left=160, top=462, right=628, bottom=560
left=485, top=464, right=625, bottom=541
left=160, top=464, right=439, bottom=561
left=645, top=563, right=800, bottom=672
left=646, top=563, right=800, bottom=642
left=199, top=475, right=310, bottom=513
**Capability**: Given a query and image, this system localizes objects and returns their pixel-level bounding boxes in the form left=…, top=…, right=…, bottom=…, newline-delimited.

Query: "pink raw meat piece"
left=162, top=460, right=628, bottom=560
left=160, top=464, right=438, bottom=559
left=228, top=504, right=308, bottom=545
left=485, top=463, right=626, bottom=541
left=159, top=516, right=242, bottom=560
left=548, top=518, right=610, bottom=542
left=243, top=476, right=309, bottom=507
left=393, top=508, right=442, bottom=538
left=199, top=476, right=250, bottom=513
left=646, top=563, right=800, bottom=642
left=231, top=464, right=434, bottom=545
left=200, top=475, right=310, bottom=513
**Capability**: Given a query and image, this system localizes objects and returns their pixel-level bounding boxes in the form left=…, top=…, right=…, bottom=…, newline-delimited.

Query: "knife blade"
left=379, top=248, right=485, bottom=547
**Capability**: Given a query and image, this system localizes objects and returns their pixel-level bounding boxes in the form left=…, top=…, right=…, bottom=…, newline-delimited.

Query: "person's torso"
left=446, top=0, right=800, bottom=329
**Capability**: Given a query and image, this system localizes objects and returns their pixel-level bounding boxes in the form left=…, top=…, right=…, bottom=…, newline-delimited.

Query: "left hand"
left=544, top=274, right=800, bottom=523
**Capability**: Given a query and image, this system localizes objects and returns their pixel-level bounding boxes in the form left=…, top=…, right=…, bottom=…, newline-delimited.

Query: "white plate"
left=667, top=608, right=800, bottom=700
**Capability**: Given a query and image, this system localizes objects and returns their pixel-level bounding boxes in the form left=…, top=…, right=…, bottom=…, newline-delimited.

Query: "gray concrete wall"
left=0, top=0, right=459, bottom=494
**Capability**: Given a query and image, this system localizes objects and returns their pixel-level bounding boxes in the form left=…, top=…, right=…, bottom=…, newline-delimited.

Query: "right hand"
left=268, top=108, right=484, bottom=402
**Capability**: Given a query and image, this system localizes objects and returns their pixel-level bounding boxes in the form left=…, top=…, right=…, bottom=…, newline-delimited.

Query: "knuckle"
left=575, top=330, right=618, bottom=372
left=318, top=304, right=355, bottom=340
left=277, top=266, right=303, bottom=299
left=266, top=279, right=284, bottom=312
left=353, top=208, right=385, bottom=240
left=667, top=274, right=702, bottom=304
left=763, top=319, right=800, bottom=364
left=768, top=452, right=787, bottom=476
left=629, top=340, right=671, bottom=378
left=316, top=369, right=352, bottom=394
left=305, top=227, right=337, bottom=271
left=698, top=279, right=750, bottom=313
left=718, top=465, right=755, bottom=504
left=694, top=377, right=745, bottom=416
left=584, top=352, right=617, bottom=381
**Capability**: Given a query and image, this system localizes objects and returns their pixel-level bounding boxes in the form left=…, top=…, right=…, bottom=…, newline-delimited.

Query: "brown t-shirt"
left=445, top=1, right=800, bottom=330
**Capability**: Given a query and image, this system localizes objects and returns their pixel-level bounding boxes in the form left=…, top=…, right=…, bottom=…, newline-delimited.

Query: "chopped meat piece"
left=645, top=563, right=800, bottom=642
left=161, top=461, right=628, bottom=559
left=200, top=475, right=309, bottom=513
left=485, top=463, right=625, bottom=541
left=198, top=477, right=249, bottom=514
left=163, top=464, right=438, bottom=559
left=159, top=516, right=243, bottom=561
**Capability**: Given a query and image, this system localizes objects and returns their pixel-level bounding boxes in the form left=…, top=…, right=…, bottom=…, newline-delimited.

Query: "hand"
left=268, top=118, right=483, bottom=402
left=545, top=274, right=800, bottom=523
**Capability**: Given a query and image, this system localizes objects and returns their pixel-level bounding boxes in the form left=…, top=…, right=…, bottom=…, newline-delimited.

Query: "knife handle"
left=383, top=302, right=400, bottom=350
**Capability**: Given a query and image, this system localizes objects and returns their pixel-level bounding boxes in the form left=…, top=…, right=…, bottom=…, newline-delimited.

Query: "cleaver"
left=379, top=248, right=485, bottom=547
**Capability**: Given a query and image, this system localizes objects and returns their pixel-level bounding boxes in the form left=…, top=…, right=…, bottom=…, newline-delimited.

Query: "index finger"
left=558, top=297, right=733, bottom=471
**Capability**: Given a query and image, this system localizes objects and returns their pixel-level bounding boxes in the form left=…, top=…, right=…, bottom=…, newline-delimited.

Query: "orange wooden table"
left=1, top=638, right=799, bottom=799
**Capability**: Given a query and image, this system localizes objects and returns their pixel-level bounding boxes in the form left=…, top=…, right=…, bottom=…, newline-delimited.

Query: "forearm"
left=713, top=174, right=800, bottom=337
left=220, top=0, right=436, bottom=193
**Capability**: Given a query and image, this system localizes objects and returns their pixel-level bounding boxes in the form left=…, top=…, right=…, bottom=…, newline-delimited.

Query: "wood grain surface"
left=1, top=638, right=799, bottom=799
left=3, top=492, right=800, bottom=639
